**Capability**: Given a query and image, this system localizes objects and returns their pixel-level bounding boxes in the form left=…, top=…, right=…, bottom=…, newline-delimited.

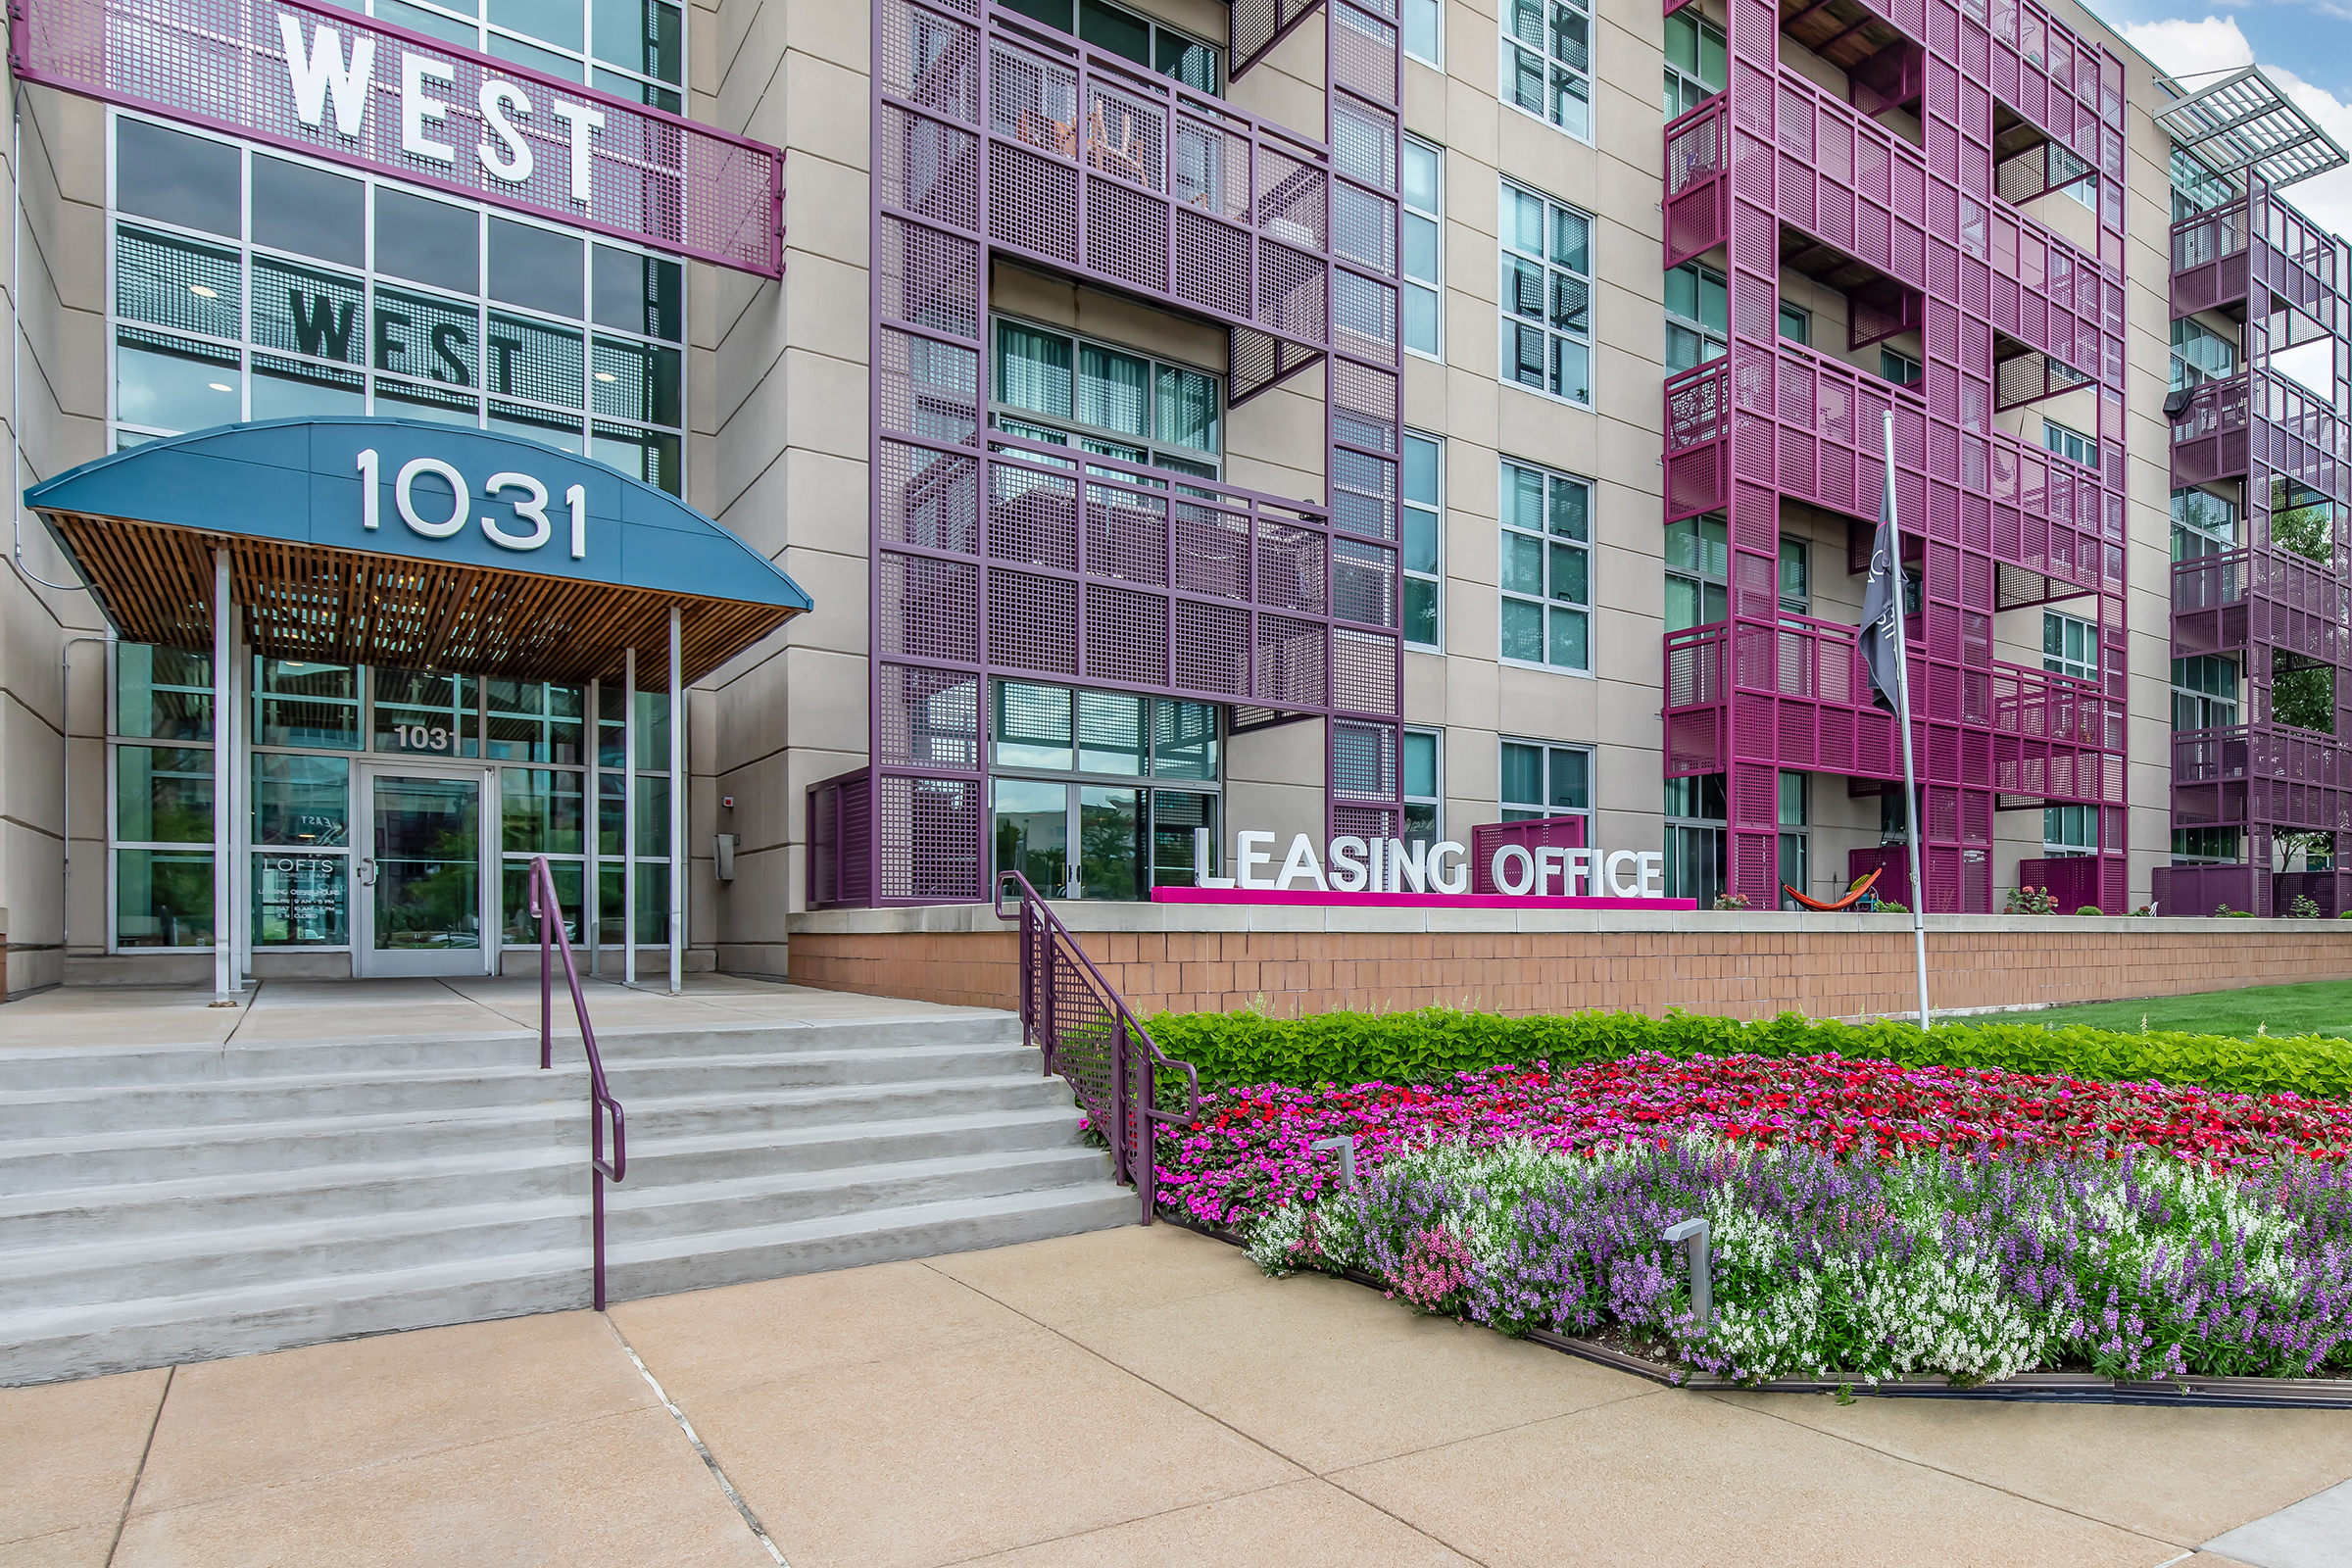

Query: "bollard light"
left=1663, top=1217, right=1712, bottom=1330
left=1311, top=1134, right=1358, bottom=1188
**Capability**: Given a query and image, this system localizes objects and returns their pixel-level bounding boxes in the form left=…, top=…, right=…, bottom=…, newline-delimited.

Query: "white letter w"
left=278, top=16, right=375, bottom=137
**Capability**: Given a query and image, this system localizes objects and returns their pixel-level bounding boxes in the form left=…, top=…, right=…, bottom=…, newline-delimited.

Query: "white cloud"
left=2121, top=14, right=2352, bottom=244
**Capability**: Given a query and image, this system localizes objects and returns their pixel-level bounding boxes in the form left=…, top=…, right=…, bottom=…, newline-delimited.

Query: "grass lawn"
left=2022, top=978, right=2352, bottom=1041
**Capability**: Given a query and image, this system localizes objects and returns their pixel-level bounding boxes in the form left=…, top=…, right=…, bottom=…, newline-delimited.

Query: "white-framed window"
left=1500, top=738, right=1591, bottom=823
left=990, top=318, right=1221, bottom=477
left=1500, top=181, right=1592, bottom=405
left=2172, top=655, right=2239, bottom=731
left=1778, top=301, right=1811, bottom=346
left=2172, top=487, right=2239, bottom=560
left=1503, top=0, right=1592, bottom=139
left=1881, top=347, right=1922, bottom=385
left=1499, top=458, right=1592, bottom=671
left=1665, top=261, right=1726, bottom=373
left=1403, top=728, right=1442, bottom=849
left=338, top=0, right=681, bottom=109
left=999, top=0, right=1221, bottom=92
left=1403, top=430, right=1442, bottom=648
left=1664, top=514, right=1727, bottom=631
left=2042, top=418, right=2096, bottom=467
left=2170, top=318, right=2237, bottom=391
left=1776, top=769, right=1808, bottom=908
left=1663, top=7, right=1725, bottom=117
left=107, top=112, right=686, bottom=489
left=2043, top=802, right=2097, bottom=857
left=2042, top=612, right=2098, bottom=683
left=1402, top=138, right=1442, bottom=361
left=1402, top=0, right=1441, bottom=67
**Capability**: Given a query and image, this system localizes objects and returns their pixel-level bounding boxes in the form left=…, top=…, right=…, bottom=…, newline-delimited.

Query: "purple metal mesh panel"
left=880, top=441, right=981, bottom=555
left=879, top=552, right=981, bottom=663
left=1082, top=582, right=1168, bottom=686
left=1332, top=627, right=1398, bottom=714
left=877, top=663, right=981, bottom=769
left=1331, top=719, right=1396, bottom=800
left=1084, top=483, right=1168, bottom=586
left=878, top=774, right=983, bottom=901
left=1257, top=614, right=1327, bottom=706
left=1331, top=537, right=1396, bottom=627
left=1470, top=814, right=1587, bottom=894
left=15, top=0, right=783, bottom=273
left=987, top=568, right=1079, bottom=676
left=1172, top=600, right=1249, bottom=697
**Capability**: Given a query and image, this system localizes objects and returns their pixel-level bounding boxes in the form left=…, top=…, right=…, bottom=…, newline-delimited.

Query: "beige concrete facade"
left=0, top=0, right=2334, bottom=992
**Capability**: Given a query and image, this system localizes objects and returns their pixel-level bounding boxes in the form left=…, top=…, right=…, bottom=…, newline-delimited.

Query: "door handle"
left=356, top=857, right=377, bottom=888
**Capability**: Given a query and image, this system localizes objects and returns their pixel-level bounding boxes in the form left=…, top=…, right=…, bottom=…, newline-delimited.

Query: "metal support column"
left=667, top=605, right=683, bottom=996
left=623, top=647, right=636, bottom=987
left=211, top=548, right=238, bottom=996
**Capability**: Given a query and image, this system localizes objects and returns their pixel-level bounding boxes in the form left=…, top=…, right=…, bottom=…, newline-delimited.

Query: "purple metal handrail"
left=993, top=870, right=1198, bottom=1223
left=526, top=855, right=627, bottom=1311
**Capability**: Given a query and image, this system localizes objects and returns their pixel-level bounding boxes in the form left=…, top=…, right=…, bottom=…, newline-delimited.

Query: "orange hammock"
left=1782, top=868, right=1882, bottom=912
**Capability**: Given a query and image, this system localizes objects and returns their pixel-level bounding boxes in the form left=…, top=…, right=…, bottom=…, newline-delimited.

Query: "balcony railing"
left=2170, top=369, right=2351, bottom=491
left=2172, top=192, right=2349, bottom=317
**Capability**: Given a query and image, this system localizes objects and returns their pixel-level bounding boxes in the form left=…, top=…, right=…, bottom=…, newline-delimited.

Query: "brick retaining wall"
left=782, top=906, right=2352, bottom=1021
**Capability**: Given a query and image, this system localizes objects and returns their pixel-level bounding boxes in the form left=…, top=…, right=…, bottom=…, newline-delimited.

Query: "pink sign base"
left=1151, top=888, right=1698, bottom=911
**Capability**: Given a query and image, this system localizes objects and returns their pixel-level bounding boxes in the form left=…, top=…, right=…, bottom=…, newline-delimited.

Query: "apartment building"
left=0, top=0, right=2343, bottom=990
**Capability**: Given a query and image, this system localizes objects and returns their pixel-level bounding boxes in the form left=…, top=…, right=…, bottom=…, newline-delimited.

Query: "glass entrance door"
left=354, top=765, right=491, bottom=977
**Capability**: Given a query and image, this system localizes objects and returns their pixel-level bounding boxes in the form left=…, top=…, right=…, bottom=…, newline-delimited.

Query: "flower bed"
left=1154, top=1052, right=2352, bottom=1385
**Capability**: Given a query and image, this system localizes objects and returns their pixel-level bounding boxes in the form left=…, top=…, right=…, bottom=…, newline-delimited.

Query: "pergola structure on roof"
left=2156, top=68, right=2349, bottom=192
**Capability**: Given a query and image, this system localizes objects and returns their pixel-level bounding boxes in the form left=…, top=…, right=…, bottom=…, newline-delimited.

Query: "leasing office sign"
left=10, top=0, right=783, bottom=275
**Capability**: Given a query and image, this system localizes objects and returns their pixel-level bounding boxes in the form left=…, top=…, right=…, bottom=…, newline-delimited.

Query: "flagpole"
left=1884, top=410, right=1933, bottom=1030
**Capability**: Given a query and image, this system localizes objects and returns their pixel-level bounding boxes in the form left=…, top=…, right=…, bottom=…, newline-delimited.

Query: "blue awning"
left=27, top=416, right=811, bottom=682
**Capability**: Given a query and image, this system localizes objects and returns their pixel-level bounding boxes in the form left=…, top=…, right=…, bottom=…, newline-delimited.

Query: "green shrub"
left=1142, top=1004, right=2352, bottom=1102
left=2076, top=906, right=2102, bottom=916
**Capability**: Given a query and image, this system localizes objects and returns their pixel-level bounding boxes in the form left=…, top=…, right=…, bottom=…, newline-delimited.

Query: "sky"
left=2078, top=2, right=2352, bottom=240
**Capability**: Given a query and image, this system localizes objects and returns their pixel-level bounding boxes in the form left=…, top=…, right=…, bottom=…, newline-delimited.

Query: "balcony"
left=2169, top=369, right=2349, bottom=494
left=2173, top=723, right=2352, bottom=833
left=878, top=0, right=1382, bottom=377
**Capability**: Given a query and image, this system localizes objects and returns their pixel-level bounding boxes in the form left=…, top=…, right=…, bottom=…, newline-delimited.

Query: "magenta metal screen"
left=12, top=0, right=783, bottom=274
left=859, top=0, right=1403, bottom=904
left=1662, top=0, right=2131, bottom=912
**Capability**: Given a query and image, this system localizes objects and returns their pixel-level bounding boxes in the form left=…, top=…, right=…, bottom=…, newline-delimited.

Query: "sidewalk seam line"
left=915, top=1256, right=1497, bottom=1567
left=604, top=1314, right=789, bottom=1565
left=103, top=1361, right=173, bottom=1568
left=1696, top=1391, right=2193, bottom=1548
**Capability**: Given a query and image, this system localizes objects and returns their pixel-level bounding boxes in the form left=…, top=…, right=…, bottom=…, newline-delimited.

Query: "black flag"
left=1859, top=464, right=1902, bottom=712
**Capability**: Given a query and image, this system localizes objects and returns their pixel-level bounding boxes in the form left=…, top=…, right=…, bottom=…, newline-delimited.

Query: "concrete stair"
left=0, top=1006, right=1130, bottom=1386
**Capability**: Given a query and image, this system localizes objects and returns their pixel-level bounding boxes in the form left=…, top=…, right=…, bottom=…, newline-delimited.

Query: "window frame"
left=1498, top=737, right=1592, bottom=826
left=1879, top=347, right=1922, bottom=386
left=2042, top=802, right=2097, bottom=858
left=2170, top=318, right=2237, bottom=392
left=1664, top=513, right=1728, bottom=633
left=1776, top=768, right=1808, bottom=909
left=1663, top=771, right=1727, bottom=906
left=1402, top=0, right=1442, bottom=70
left=998, top=0, right=1223, bottom=93
left=1665, top=260, right=1727, bottom=375
left=1663, top=7, right=1726, bottom=118
left=1497, top=456, right=1593, bottom=674
left=1502, top=0, right=1594, bottom=142
left=2041, top=417, right=2097, bottom=468
left=1498, top=179, right=1593, bottom=408
left=1401, top=136, right=1444, bottom=363
left=340, top=0, right=685, bottom=109
left=1777, top=300, right=1812, bottom=347
left=105, top=111, right=686, bottom=491
left=987, top=315, right=1225, bottom=477
left=2171, top=654, right=2240, bottom=732
left=1402, top=429, right=1444, bottom=650
left=1402, top=727, right=1443, bottom=850
left=2041, top=610, right=2098, bottom=685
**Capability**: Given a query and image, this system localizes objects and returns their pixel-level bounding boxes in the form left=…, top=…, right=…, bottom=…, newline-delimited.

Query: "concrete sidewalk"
left=6, top=1223, right=2349, bottom=1567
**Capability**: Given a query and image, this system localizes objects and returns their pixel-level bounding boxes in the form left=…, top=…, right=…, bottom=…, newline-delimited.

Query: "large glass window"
left=1402, top=138, right=1442, bottom=360
left=2170, top=318, right=2237, bottom=391
left=2172, top=488, right=2239, bottom=560
left=2042, top=418, right=2097, bottom=468
left=1500, top=182, right=1592, bottom=404
left=1664, top=514, right=1728, bottom=632
left=1000, top=0, right=1221, bottom=92
left=2042, top=612, right=2098, bottom=683
left=1664, top=261, right=1726, bottom=374
left=2043, top=802, right=2097, bottom=858
left=109, top=115, right=686, bottom=493
left=1403, top=0, right=1441, bottom=66
left=1880, top=347, right=1923, bottom=386
left=1499, top=739, right=1590, bottom=823
left=1402, top=431, right=1442, bottom=648
left=1664, top=772, right=1726, bottom=907
left=1499, top=458, right=1592, bottom=671
left=990, top=680, right=1221, bottom=899
left=991, top=319, right=1220, bottom=476
left=2172, top=825, right=2240, bottom=864
left=324, top=0, right=682, bottom=108
left=2172, top=655, right=2239, bottom=731
left=1503, top=0, right=1592, bottom=140
left=1663, top=8, right=1725, bottom=117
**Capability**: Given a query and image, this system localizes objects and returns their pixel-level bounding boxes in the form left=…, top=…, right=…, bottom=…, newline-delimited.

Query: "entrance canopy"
left=27, top=416, right=812, bottom=684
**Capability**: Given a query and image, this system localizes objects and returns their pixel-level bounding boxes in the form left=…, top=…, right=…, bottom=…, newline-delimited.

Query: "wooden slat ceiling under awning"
left=49, top=513, right=797, bottom=685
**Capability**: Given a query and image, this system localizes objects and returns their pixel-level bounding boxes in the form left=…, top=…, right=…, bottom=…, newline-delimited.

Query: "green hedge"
left=1141, top=1005, right=2352, bottom=1102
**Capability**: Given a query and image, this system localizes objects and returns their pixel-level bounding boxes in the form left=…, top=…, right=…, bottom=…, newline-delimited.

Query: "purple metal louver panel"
left=860, top=0, right=1404, bottom=905
left=1663, top=0, right=2131, bottom=912
left=10, top=0, right=783, bottom=274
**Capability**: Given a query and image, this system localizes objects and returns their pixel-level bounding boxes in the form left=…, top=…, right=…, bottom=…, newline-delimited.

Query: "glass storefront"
left=109, top=645, right=676, bottom=960
left=989, top=680, right=1221, bottom=900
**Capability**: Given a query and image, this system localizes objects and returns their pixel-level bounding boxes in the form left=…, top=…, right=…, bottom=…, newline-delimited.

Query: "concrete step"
left=615, top=1074, right=1082, bottom=1139
left=617, top=1104, right=1099, bottom=1186
left=604, top=1182, right=1141, bottom=1300
left=603, top=1146, right=1114, bottom=1237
